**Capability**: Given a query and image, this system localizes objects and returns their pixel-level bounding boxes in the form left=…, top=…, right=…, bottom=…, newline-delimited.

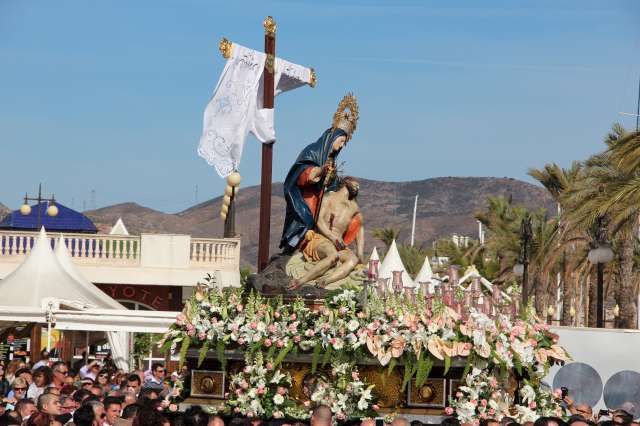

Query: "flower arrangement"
left=309, top=362, right=377, bottom=421
left=160, top=279, right=569, bottom=422
left=226, top=352, right=301, bottom=419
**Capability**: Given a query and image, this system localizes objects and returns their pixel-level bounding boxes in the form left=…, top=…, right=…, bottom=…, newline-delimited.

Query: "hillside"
left=85, top=177, right=554, bottom=268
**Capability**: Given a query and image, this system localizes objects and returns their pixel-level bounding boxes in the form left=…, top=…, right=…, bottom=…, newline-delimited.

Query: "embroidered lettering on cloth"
left=197, top=43, right=313, bottom=177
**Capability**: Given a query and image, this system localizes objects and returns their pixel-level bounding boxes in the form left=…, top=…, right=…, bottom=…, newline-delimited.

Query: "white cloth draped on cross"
left=197, top=43, right=314, bottom=177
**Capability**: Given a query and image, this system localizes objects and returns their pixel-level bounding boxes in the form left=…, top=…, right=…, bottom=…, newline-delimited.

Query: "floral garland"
left=160, top=281, right=569, bottom=421
left=309, top=362, right=377, bottom=421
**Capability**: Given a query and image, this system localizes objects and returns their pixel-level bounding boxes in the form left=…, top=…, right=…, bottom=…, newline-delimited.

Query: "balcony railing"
left=0, top=230, right=239, bottom=269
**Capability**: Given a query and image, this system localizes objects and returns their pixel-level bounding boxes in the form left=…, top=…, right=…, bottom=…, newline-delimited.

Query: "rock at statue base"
left=247, top=251, right=364, bottom=299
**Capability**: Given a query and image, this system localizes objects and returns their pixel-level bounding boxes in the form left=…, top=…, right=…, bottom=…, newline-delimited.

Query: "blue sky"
left=1, top=0, right=639, bottom=213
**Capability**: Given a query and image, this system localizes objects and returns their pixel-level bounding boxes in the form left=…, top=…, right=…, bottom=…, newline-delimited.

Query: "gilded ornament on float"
left=407, top=378, right=446, bottom=408
left=263, top=16, right=277, bottom=35
left=219, top=37, right=233, bottom=59
left=359, top=365, right=403, bottom=408
left=191, top=370, right=225, bottom=398
left=309, top=68, right=317, bottom=88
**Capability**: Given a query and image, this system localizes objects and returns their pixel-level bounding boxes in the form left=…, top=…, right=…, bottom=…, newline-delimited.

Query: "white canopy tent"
left=377, top=239, right=415, bottom=289
left=0, top=229, right=178, bottom=369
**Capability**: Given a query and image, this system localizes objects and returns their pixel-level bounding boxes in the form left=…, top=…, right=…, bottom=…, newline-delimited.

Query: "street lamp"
left=587, top=215, right=613, bottom=328
left=20, top=184, right=59, bottom=229
left=515, top=215, right=533, bottom=307
left=223, top=172, right=241, bottom=238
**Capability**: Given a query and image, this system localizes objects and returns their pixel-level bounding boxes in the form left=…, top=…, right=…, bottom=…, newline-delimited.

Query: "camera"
left=561, top=387, right=568, bottom=398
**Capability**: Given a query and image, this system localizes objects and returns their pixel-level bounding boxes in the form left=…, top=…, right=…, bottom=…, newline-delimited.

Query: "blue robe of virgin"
left=280, top=128, right=348, bottom=253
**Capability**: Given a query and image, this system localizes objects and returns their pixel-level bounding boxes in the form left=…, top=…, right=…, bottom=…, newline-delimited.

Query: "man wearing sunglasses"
left=143, top=363, right=166, bottom=394
left=51, top=361, right=69, bottom=390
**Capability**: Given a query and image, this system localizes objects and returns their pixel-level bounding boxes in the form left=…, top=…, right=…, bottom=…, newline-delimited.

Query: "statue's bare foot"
left=288, top=279, right=302, bottom=290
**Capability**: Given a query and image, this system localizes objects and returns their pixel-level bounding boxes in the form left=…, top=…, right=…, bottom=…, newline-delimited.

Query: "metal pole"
left=37, top=183, right=43, bottom=229
left=522, top=258, right=529, bottom=307
left=410, top=195, right=418, bottom=247
left=636, top=75, right=639, bottom=132
left=597, top=262, right=604, bottom=328
left=257, top=16, right=276, bottom=272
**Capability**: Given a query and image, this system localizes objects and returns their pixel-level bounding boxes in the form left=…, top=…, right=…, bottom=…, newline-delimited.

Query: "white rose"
left=348, top=319, right=360, bottom=332
left=273, top=394, right=285, bottom=405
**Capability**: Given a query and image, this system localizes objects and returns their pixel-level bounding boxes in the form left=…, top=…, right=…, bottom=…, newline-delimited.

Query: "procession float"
left=165, top=16, right=571, bottom=424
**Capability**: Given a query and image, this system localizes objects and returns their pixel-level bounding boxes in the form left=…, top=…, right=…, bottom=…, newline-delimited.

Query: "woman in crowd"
left=27, top=367, right=53, bottom=401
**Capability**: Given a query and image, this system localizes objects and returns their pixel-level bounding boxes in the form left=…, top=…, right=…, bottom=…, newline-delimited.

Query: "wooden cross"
left=219, top=17, right=316, bottom=272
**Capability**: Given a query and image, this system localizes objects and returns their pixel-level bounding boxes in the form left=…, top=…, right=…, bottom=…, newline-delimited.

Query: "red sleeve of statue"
left=297, top=166, right=320, bottom=218
left=343, top=212, right=362, bottom=246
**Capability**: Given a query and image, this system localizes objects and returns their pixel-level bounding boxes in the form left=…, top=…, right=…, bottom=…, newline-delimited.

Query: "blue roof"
left=0, top=202, right=97, bottom=233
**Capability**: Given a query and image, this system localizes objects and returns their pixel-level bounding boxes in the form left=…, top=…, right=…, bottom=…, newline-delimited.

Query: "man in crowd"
left=125, top=375, right=141, bottom=398
left=311, top=405, right=333, bottom=426
left=15, top=398, right=36, bottom=423
left=51, top=361, right=69, bottom=390
left=143, top=363, right=165, bottom=392
left=38, top=393, right=62, bottom=417
left=103, top=396, right=121, bottom=426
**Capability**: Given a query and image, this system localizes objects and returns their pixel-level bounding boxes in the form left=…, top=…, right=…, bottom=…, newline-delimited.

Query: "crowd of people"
left=0, top=350, right=188, bottom=425
left=0, top=351, right=637, bottom=426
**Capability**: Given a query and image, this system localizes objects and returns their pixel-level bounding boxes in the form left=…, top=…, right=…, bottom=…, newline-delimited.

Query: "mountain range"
left=76, top=177, right=553, bottom=268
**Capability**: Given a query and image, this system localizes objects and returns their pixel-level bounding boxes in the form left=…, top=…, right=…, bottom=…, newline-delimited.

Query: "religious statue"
left=250, top=94, right=365, bottom=296
left=280, top=93, right=359, bottom=253
left=288, top=176, right=364, bottom=290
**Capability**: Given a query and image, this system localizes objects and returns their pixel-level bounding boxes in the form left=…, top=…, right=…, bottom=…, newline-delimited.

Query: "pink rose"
left=244, top=366, right=251, bottom=373
left=237, top=304, right=244, bottom=312
left=238, top=338, right=246, bottom=345
left=278, top=386, right=287, bottom=395
left=294, top=335, right=301, bottom=343
left=276, top=339, right=285, bottom=348
left=488, top=408, right=496, bottom=416
left=352, top=372, right=359, bottom=380
left=266, top=362, right=273, bottom=370
left=241, top=380, right=249, bottom=390
left=274, top=312, right=281, bottom=318
left=249, top=322, right=257, bottom=330
left=176, top=313, right=186, bottom=325
left=481, top=399, right=487, bottom=407
left=187, top=328, right=195, bottom=337
left=470, top=399, right=478, bottom=407
left=456, top=392, right=463, bottom=398
left=264, top=338, right=272, bottom=347
left=290, top=313, right=297, bottom=321
left=198, top=331, right=206, bottom=341
left=303, top=401, right=311, bottom=407
left=257, top=386, right=266, bottom=395
left=268, top=324, right=277, bottom=334
left=339, top=307, right=348, bottom=315
left=234, top=407, right=241, bottom=413
left=386, top=309, right=395, bottom=317
left=445, top=407, right=454, bottom=416
left=529, top=401, right=537, bottom=409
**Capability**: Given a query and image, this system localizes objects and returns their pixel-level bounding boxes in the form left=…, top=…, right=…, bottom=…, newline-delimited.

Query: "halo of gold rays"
left=332, top=92, right=359, bottom=139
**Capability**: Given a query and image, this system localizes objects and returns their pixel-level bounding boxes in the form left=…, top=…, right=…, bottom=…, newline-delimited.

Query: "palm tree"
left=371, top=227, right=401, bottom=251
left=563, top=124, right=640, bottom=328
left=529, top=162, right=583, bottom=325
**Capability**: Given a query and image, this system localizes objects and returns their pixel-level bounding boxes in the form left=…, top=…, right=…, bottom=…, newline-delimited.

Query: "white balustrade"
left=0, top=231, right=239, bottom=270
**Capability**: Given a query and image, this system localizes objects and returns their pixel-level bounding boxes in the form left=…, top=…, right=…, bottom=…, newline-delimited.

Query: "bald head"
left=311, top=405, right=332, bottom=426
left=391, top=417, right=410, bottom=426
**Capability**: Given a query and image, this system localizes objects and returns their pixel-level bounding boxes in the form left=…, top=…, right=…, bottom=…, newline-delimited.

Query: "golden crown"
left=332, top=93, right=359, bottom=140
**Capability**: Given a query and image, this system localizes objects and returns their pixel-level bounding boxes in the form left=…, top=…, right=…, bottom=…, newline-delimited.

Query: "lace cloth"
left=197, top=43, right=313, bottom=177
